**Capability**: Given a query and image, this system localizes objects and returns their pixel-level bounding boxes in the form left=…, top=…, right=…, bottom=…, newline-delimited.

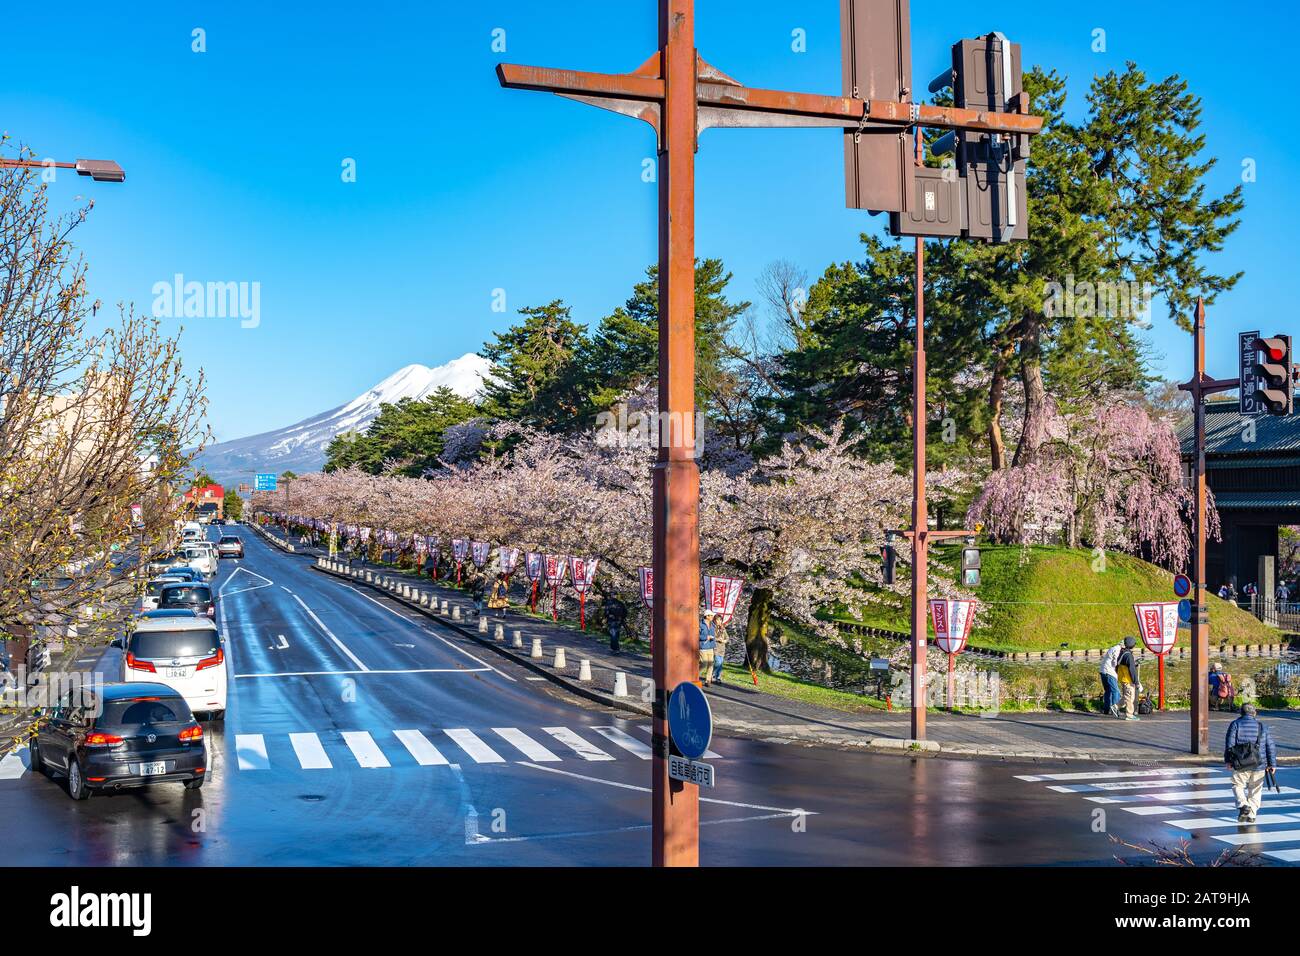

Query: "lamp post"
left=0, top=157, right=126, bottom=182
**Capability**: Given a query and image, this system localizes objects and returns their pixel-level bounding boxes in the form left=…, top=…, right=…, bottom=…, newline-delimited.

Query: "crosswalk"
left=229, top=723, right=721, bottom=773
left=0, top=723, right=722, bottom=784
left=1015, top=765, right=1300, bottom=864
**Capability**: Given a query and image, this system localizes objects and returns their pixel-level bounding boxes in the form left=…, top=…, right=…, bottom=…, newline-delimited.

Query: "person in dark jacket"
left=1116, top=636, right=1143, bottom=720
left=603, top=594, right=628, bottom=654
left=699, top=613, right=717, bottom=686
left=469, top=574, right=486, bottom=618
left=1225, top=703, right=1278, bottom=822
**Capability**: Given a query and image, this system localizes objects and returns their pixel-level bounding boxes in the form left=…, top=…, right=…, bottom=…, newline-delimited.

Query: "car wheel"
left=67, top=759, right=88, bottom=800
left=209, top=709, right=225, bottom=722
left=29, top=737, right=44, bottom=774
left=183, top=776, right=205, bottom=790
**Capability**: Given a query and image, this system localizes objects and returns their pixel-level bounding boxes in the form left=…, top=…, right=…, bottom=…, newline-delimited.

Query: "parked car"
left=180, top=543, right=217, bottom=579
left=180, top=521, right=204, bottom=541
left=146, top=552, right=181, bottom=576
left=215, top=535, right=244, bottom=559
left=157, top=582, right=215, bottom=620
left=115, top=616, right=226, bottom=720
left=160, top=565, right=203, bottom=582
left=29, top=682, right=208, bottom=799
left=139, top=575, right=188, bottom=612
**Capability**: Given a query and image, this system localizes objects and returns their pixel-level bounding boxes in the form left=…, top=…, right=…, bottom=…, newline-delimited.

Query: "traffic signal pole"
left=910, top=129, right=929, bottom=741
left=1179, top=298, right=1238, bottom=754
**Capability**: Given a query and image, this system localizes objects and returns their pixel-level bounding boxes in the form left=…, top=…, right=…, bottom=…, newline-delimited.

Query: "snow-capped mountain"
left=195, top=353, right=491, bottom=485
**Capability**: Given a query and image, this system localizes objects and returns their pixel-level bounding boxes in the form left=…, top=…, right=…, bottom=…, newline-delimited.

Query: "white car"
left=180, top=521, right=204, bottom=541
left=140, top=575, right=189, bottom=612
left=181, top=543, right=218, bottom=579
left=118, top=616, right=226, bottom=720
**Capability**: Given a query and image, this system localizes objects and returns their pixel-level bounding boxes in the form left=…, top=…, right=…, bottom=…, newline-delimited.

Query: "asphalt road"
left=3, top=526, right=1298, bottom=867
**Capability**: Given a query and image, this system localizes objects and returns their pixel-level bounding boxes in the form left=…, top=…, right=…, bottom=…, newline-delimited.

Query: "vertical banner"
left=568, top=556, right=599, bottom=630
left=470, top=540, right=491, bottom=570
left=639, top=566, right=655, bottom=647
left=498, top=546, right=521, bottom=582
left=1134, top=601, right=1180, bottom=710
left=452, top=538, right=469, bottom=584
left=930, top=599, right=976, bottom=710
left=427, top=537, right=440, bottom=579
left=525, top=552, right=545, bottom=612
left=544, top=554, right=567, bottom=621
left=702, top=575, right=743, bottom=623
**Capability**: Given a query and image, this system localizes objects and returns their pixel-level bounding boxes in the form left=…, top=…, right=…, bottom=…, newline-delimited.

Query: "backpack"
left=1228, top=740, right=1261, bottom=771
left=1217, top=679, right=1232, bottom=699
left=1137, top=694, right=1154, bottom=716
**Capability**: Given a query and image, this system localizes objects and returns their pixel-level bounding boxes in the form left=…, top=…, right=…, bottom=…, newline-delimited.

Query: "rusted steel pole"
left=910, top=127, right=928, bottom=741
left=651, top=0, right=701, bottom=867
left=1191, top=298, right=1210, bottom=754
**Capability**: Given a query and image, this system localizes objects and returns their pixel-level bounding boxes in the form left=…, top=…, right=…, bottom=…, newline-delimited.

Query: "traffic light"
left=961, top=539, right=981, bottom=587
left=892, top=32, right=1029, bottom=243
left=1252, top=335, right=1293, bottom=415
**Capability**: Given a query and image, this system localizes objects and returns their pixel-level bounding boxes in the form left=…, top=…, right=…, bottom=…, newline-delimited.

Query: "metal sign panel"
left=890, top=166, right=964, bottom=238
left=1239, top=330, right=1262, bottom=416
left=841, top=0, right=913, bottom=214
left=254, top=473, right=277, bottom=492
left=668, top=754, right=715, bottom=788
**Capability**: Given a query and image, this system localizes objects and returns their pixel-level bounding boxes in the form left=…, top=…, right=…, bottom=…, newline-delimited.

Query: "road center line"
left=233, top=667, right=490, bottom=678
left=286, top=590, right=370, bottom=672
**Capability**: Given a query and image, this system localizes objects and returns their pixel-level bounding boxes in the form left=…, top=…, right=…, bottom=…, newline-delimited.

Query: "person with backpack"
left=603, top=594, right=628, bottom=655
left=1224, top=703, right=1278, bottom=823
left=1116, top=636, right=1143, bottom=720
left=1099, top=640, right=1125, bottom=717
left=1209, top=663, right=1235, bottom=712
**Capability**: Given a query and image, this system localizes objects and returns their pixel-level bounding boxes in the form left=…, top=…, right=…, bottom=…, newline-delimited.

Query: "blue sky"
left=1, top=1, right=1289, bottom=442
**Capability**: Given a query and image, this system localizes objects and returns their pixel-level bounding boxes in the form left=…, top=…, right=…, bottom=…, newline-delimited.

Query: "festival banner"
left=1134, top=601, right=1180, bottom=710
left=525, top=552, right=545, bottom=611
left=929, top=599, right=976, bottom=655
left=703, top=575, right=743, bottom=625
left=569, top=557, right=599, bottom=629
left=452, top=538, right=469, bottom=584
left=498, top=547, right=521, bottom=580
left=544, top=554, right=567, bottom=621
left=470, top=540, right=491, bottom=570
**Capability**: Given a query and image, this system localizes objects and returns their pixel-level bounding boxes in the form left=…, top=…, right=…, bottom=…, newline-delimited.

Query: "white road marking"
left=493, top=727, right=560, bottom=762
left=341, top=731, right=390, bottom=768
left=1015, top=767, right=1222, bottom=783
left=272, top=634, right=289, bottom=650
left=233, top=667, right=489, bottom=678
left=1265, top=848, right=1300, bottom=862
left=0, top=749, right=29, bottom=780
left=444, top=728, right=504, bottom=764
left=593, top=725, right=652, bottom=760
left=1086, top=787, right=1300, bottom=805
left=285, top=591, right=369, bottom=671
left=394, top=729, right=449, bottom=766
left=218, top=566, right=274, bottom=597
left=339, top=583, right=516, bottom=683
left=289, top=733, right=332, bottom=769
left=543, top=727, right=614, bottom=761
left=235, top=734, right=269, bottom=771
left=1049, top=777, right=1229, bottom=793
left=1212, top=828, right=1300, bottom=846
left=1165, top=814, right=1300, bottom=829
left=476, top=812, right=801, bottom=845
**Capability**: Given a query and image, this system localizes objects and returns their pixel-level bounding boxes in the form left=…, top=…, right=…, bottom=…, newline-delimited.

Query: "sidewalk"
left=252, top=522, right=1300, bottom=764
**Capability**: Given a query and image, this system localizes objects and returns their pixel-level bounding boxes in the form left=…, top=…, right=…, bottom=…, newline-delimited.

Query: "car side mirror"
left=110, top=637, right=125, bottom=649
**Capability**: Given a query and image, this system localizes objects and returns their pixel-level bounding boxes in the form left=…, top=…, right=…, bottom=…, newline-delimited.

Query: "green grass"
left=718, top=663, right=888, bottom=714
left=835, top=545, right=1279, bottom=654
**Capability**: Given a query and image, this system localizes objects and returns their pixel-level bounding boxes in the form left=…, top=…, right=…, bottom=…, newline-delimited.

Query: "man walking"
left=1116, top=636, right=1142, bottom=721
left=603, top=593, right=627, bottom=655
left=1099, top=639, right=1124, bottom=717
left=1224, top=703, right=1278, bottom=823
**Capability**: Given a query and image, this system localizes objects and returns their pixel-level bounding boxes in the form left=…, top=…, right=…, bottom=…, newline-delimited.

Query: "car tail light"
left=206, top=606, right=215, bottom=618
left=179, top=724, right=203, bottom=742
left=196, top=648, right=224, bottom=671
left=84, top=731, right=123, bottom=748
left=125, top=651, right=155, bottom=673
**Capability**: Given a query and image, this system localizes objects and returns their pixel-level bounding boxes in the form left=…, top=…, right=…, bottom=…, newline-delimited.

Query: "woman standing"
left=699, top=612, right=717, bottom=686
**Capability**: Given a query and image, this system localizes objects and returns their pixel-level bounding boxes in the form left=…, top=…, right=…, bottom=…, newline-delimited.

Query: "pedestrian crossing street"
left=232, top=723, right=718, bottom=772
left=1015, top=765, right=1300, bottom=864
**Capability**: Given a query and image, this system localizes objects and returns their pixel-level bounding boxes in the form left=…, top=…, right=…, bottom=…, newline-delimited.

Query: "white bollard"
left=530, top=638, right=544, bottom=659
left=365, top=571, right=373, bottom=583
left=578, top=659, right=592, bottom=681
left=317, top=556, right=325, bottom=567
left=554, top=647, right=567, bottom=670
left=478, top=616, right=488, bottom=634
left=440, top=600, right=449, bottom=615
left=612, top=672, right=628, bottom=697
left=452, top=606, right=461, bottom=621
left=420, top=593, right=430, bottom=607
left=494, top=623, right=505, bottom=642
left=512, top=630, right=524, bottom=649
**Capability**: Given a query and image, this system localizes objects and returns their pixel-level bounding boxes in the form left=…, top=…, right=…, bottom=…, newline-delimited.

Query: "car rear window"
left=159, top=585, right=212, bottom=606
left=98, top=697, right=192, bottom=728
left=129, top=628, right=219, bottom=659
left=220, top=537, right=240, bottom=544
left=146, top=579, right=183, bottom=596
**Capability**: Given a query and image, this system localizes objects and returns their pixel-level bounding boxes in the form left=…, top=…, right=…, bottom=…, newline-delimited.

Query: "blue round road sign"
left=1173, top=574, right=1192, bottom=598
left=668, top=682, right=713, bottom=761
left=1178, top=599, right=1192, bottom=624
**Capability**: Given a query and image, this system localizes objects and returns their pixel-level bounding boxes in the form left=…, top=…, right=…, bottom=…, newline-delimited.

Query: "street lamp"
left=0, top=157, right=126, bottom=183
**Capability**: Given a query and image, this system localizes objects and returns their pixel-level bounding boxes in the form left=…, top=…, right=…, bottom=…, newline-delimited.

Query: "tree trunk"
left=1013, top=314, right=1049, bottom=466
left=744, top=587, right=775, bottom=673
left=988, top=354, right=1007, bottom=471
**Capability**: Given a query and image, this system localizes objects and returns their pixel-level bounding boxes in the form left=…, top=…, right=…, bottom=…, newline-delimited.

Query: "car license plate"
left=163, top=667, right=189, bottom=678
left=138, top=761, right=167, bottom=776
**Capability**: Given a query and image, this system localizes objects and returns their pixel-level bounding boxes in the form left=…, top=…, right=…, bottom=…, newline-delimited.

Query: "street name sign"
left=1239, top=330, right=1262, bottom=416
left=254, top=473, right=277, bottom=492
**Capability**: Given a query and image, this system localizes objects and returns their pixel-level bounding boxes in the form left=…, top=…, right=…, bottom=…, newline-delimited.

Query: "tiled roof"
left=1178, top=404, right=1300, bottom=458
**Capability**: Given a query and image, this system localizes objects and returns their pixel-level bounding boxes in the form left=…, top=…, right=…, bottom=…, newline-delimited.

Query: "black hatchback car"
left=30, top=683, right=208, bottom=799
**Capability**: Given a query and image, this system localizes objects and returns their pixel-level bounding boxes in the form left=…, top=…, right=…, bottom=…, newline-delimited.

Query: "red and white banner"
left=360, top=527, right=371, bottom=542
left=414, top=536, right=427, bottom=556
left=470, top=540, right=491, bottom=569
left=452, top=539, right=469, bottom=562
left=930, top=599, right=976, bottom=655
left=524, top=552, right=545, bottom=582
left=703, top=575, right=743, bottom=624
left=639, top=566, right=654, bottom=609
left=569, top=557, right=598, bottom=594
left=498, top=547, right=521, bottom=577
left=1133, top=602, right=1179, bottom=655
left=544, top=554, right=567, bottom=587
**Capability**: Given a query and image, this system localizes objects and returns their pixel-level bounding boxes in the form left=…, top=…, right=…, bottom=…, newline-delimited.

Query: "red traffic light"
left=1253, top=336, right=1287, bottom=362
